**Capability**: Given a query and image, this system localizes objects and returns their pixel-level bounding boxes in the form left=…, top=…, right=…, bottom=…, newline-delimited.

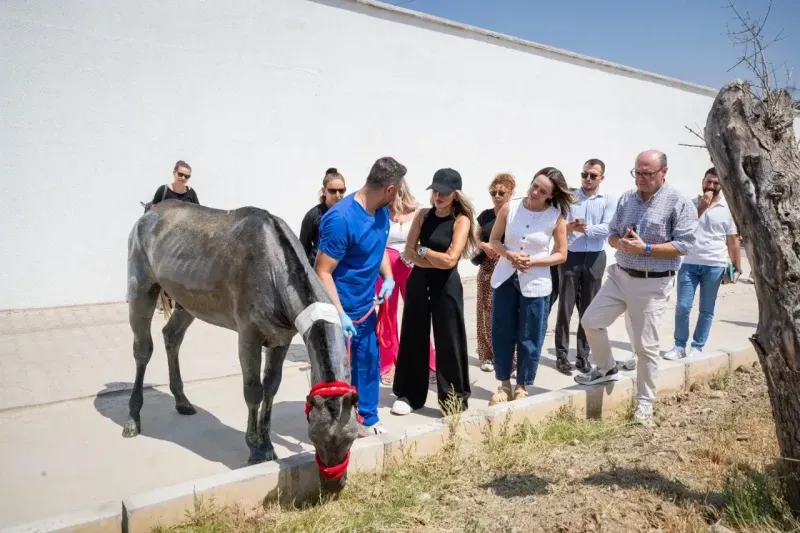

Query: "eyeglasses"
left=489, top=190, right=506, bottom=197
left=326, top=188, right=346, bottom=195
left=581, top=172, right=601, bottom=180
left=176, top=171, right=191, bottom=179
left=630, top=167, right=664, bottom=179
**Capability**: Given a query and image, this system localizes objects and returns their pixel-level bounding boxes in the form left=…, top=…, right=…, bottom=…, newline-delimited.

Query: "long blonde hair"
left=391, top=180, right=418, bottom=216
left=430, top=190, right=479, bottom=260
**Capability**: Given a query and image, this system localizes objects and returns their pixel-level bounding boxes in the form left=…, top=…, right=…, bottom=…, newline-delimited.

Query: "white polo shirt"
left=683, top=196, right=737, bottom=267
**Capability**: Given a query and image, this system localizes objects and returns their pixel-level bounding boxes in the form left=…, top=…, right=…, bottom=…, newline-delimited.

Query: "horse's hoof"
left=175, top=403, right=197, bottom=416
left=122, top=420, right=140, bottom=438
left=247, top=447, right=277, bottom=465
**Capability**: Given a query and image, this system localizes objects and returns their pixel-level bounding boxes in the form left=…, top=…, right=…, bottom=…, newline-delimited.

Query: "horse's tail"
left=158, top=289, right=173, bottom=320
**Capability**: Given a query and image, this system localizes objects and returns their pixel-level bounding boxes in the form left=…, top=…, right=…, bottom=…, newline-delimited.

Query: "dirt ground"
left=163, top=361, right=795, bottom=533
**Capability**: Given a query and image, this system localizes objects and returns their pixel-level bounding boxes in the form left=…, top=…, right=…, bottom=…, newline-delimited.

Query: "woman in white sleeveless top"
left=375, top=181, right=436, bottom=385
left=488, top=167, right=574, bottom=405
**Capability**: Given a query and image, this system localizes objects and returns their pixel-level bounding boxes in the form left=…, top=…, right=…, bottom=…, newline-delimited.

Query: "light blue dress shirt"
left=567, top=188, right=617, bottom=253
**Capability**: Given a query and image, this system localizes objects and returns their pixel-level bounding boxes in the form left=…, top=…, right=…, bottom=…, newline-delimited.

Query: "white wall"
left=0, top=0, right=768, bottom=310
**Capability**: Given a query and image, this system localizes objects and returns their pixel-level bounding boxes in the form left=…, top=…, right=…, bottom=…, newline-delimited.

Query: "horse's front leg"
left=256, top=345, right=290, bottom=462
left=238, top=331, right=266, bottom=465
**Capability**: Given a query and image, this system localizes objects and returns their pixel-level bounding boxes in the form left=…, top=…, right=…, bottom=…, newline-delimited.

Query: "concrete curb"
left=2, top=345, right=759, bottom=533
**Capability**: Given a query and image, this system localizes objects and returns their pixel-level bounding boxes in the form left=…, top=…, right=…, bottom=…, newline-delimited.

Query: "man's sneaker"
left=556, top=358, right=575, bottom=374
left=575, top=358, right=592, bottom=374
left=663, top=346, right=686, bottom=361
left=357, top=422, right=388, bottom=438
left=574, top=364, right=620, bottom=385
left=687, top=347, right=703, bottom=358
left=621, top=357, right=637, bottom=371
left=390, top=398, right=413, bottom=416
left=631, top=403, right=655, bottom=427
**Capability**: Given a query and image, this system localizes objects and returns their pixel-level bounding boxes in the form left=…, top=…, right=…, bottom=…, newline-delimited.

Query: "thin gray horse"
left=124, top=200, right=358, bottom=491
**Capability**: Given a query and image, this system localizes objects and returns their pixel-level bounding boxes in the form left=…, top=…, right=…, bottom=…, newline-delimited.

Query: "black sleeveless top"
left=420, top=209, right=457, bottom=270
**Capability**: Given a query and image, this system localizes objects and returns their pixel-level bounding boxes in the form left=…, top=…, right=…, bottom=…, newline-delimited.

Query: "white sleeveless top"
left=491, top=199, right=561, bottom=298
left=386, top=218, right=412, bottom=253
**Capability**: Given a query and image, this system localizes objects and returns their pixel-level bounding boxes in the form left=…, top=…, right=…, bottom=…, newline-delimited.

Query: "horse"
left=124, top=199, right=358, bottom=492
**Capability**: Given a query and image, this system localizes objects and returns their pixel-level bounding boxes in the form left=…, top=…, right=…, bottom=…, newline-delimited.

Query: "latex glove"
left=377, top=278, right=396, bottom=304
left=340, top=313, right=357, bottom=338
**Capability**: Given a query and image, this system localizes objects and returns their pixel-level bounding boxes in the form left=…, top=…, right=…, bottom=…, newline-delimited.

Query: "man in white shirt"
left=663, top=167, right=741, bottom=360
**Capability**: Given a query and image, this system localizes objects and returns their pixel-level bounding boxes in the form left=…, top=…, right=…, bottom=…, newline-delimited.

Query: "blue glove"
left=340, top=313, right=357, bottom=338
left=378, top=278, right=396, bottom=304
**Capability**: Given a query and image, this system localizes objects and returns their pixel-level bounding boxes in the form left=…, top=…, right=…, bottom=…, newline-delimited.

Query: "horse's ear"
left=344, top=391, right=359, bottom=410
left=306, top=395, right=325, bottom=409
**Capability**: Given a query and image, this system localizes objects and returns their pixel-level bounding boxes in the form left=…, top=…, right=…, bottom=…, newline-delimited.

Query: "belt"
left=619, top=266, right=675, bottom=278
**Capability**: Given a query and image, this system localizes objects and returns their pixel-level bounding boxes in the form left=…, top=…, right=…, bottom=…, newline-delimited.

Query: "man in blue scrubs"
left=315, top=156, right=406, bottom=436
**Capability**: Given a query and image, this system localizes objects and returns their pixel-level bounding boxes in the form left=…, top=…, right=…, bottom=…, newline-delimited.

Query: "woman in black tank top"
left=390, top=169, right=479, bottom=416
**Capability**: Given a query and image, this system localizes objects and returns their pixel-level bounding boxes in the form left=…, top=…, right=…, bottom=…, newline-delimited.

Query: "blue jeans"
left=491, top=274, right=549, bottom=386
left=674, top=263, right=725, bottom=350
left=347, top=311, right=380, bottom=426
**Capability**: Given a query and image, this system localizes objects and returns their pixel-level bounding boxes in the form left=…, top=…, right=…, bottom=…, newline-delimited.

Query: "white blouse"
left=387, top=218, right=412, bottom=253
left=491, top=198, right=561, bottom=298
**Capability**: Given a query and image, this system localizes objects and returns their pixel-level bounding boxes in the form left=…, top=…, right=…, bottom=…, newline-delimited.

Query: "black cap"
left=426, top=168, right=462, bottom=195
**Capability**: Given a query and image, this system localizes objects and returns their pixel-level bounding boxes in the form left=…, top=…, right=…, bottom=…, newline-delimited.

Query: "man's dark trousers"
left=555, top=250, right=606, bottom=366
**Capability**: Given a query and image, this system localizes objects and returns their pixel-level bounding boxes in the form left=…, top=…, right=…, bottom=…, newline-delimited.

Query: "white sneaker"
left=632, top=402, right=654, bottom=427
left=663, top=347, right=686, bottom=361
left=480, top=362, right=494, bottom=372
left=391, top=398, right=413, bottom=416
left=687, top=347, right=703, bottom=358
left=357, top=422, right=388, bottom=438
left=621, top=357, right=637, bottom=371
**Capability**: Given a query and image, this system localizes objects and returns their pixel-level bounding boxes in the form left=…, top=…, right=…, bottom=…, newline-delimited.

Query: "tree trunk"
left=705, top=81, right=800, bottom=512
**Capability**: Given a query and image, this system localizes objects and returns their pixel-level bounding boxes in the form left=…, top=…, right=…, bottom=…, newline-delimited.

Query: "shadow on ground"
left=93, top=382, right=310, bottom=470
left=480, top=473, right=550, bottom=499
left=583, top=467, right=725, bottom=509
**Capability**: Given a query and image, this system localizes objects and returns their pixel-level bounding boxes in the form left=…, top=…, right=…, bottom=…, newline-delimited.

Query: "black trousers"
left=548, top=265, right=560, bottom=318
left=393, top=267, right=471, bottom=412
left=555, top=251, right=606, bottom=362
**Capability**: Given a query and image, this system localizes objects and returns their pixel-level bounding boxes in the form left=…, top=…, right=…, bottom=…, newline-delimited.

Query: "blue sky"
left=385, top=0, right=799, bottom=91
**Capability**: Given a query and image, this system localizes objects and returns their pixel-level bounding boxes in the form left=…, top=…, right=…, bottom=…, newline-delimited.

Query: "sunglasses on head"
left=490, top=190, right=506, bottom=197
left=176, top=171, right=191, bottom=179
left=327, top=188, right=346, bottom=195
left=581, top=172, right=601, bottom=180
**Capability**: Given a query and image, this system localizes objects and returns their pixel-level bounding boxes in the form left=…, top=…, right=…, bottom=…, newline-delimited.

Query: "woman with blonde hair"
left=391, top=168, right=478, bottom=416
left=375, top=181, right=437, bottom=385
left=473, top=173, right=517, bottom=373
left=299, top=168, right=346, bottom=266
left=488, top=167, right=573, bottom=405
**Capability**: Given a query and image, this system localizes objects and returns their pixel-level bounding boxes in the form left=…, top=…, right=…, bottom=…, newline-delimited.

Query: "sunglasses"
left=581, top=172, right=601, bottom=180
left=490, top=190, right=506, bottom=197
left=326, top=188, right=346, bottom=195
left=176, top=171, right=191, bottom=179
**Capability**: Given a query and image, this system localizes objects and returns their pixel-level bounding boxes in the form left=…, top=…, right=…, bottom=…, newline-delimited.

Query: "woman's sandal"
left=513, top=389, right=528, bottom=401
left=489, top=385, right=513, bottom=406
left=380, top=367, right=395, bottom=386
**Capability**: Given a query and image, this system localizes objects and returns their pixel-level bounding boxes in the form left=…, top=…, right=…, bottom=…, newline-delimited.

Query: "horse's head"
left=306, top=386, right=359, bottom=494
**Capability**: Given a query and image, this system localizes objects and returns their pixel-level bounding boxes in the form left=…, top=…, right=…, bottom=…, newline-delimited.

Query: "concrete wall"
left=0, top=0, right=783, bottom=310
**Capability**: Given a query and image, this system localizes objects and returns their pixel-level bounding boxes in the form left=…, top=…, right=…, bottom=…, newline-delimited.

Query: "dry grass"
left=155, top=364, right=800, bottom=533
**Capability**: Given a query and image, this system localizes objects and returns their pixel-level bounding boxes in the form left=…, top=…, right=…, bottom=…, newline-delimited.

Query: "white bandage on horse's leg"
left=294, top=302, right=341, bottom=336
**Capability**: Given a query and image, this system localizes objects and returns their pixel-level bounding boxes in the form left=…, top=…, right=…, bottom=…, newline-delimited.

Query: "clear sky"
left=385, top=0, right=799, bottom=91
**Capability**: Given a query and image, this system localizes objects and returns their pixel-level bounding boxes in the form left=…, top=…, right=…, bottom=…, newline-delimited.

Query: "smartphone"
left=575, top=218, right=585, bottom=225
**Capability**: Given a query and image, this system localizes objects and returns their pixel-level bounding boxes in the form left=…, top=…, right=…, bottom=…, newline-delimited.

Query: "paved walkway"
left=0, top=259, right=759, bottom=527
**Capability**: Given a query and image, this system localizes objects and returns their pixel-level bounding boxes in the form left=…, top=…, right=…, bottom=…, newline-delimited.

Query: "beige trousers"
left=581, top=264, right=675, bottom=406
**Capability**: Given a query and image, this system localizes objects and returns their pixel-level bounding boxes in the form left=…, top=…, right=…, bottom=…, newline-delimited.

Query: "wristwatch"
left=644, top=244, right=652, bottom=256
left=417, top=246, right=429, bottom=258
